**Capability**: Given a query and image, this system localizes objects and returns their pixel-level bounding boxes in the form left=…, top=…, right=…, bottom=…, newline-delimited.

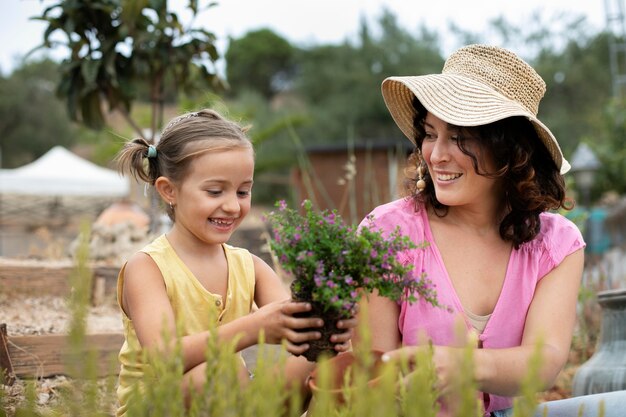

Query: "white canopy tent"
left=0, top=146, right=129, bottom=197
left=0, top=147, right=130, bottom=229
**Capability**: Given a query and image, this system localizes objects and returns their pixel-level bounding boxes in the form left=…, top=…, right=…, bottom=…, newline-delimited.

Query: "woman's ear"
left=155, top=177, right=176, bottom=205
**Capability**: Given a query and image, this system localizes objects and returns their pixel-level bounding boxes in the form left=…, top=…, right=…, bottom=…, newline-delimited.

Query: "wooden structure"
left=0, top=327, right=124, bottom=384
left=291, top=138, right=412, bottom=223
left=0, top=259, right=118, bottom=302
left=0, top=259, right=123, bottom=383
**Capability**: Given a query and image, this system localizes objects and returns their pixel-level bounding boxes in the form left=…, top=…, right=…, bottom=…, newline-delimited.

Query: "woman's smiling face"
left=421, top=112, right=500, bottom=208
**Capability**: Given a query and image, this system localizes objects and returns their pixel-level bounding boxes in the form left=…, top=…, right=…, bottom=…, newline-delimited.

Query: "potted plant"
left=264, top=200, right=438, bottom=361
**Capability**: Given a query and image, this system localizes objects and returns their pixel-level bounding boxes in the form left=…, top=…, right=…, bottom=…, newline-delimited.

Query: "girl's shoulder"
left=223, top=243, right=251, bottom=257
left=139, top=234, right=170, bottom=255
left=223, top=243, right=255, bottom=272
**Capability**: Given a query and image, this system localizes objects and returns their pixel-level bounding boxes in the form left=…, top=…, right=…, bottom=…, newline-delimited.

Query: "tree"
left=0, top=59, right=77, bottom=167
left=33, top=0, right=223, bottom=141
left=225, top=28, right=295, bottom=99
left=293, top=9, right=444, bottom=144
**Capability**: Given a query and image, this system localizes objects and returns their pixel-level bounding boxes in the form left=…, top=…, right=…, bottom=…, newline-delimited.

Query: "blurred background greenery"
left=1, top=1, right=622, bottom=207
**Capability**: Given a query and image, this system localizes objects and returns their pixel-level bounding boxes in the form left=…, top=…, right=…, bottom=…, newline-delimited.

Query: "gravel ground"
left=0, top=294, right=123, bottom=337
left=1, top=295, right=123, bottom=416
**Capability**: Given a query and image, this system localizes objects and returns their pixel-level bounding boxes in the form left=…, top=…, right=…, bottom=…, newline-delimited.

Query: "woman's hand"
left=253, top=300, right=322, bottom=355
left=330, top=316, right=358, bottom=353
left=382, top=345, right=464, bottom=399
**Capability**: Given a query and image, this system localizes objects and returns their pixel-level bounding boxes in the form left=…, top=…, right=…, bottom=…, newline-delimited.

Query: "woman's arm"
left=474, top=248, right=585, bottom=395
left=378, top=249, right=584, bottom=398
left=354, top=289, right=402, bottom=352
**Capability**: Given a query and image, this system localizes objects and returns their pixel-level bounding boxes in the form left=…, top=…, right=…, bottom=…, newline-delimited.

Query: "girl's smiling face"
left=421, top=112, right=500, bottom=208
left=171, top=146, right=254, bottom=245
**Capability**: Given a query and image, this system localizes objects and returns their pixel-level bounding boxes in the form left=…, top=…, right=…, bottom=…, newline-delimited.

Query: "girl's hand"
left=254, top=300, right=322, bottom=355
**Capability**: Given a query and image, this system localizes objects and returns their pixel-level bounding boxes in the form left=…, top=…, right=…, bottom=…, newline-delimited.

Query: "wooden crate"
left=0, top=325, right=123, bottom=381
left=0, top=260, right=119, bottom=302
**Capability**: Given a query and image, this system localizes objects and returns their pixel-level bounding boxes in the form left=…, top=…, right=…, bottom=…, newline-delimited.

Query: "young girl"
left=114, top=109, right=353, bottom=416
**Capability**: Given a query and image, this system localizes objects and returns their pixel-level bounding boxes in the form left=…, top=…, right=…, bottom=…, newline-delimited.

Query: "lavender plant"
left=265, top=199, right=438, bottom=318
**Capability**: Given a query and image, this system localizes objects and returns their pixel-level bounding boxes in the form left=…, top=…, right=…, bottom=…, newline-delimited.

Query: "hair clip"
left=162, top=112, right=200, bottom=133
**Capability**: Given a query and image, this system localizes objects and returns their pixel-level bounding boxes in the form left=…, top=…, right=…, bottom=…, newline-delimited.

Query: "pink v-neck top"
left=362, top=198, right=585, bottom=414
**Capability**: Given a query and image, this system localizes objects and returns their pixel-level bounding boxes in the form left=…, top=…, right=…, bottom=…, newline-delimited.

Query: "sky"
left=1, top=0, right=608, bottom=76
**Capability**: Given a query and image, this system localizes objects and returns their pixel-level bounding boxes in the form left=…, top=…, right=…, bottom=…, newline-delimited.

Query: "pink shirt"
left=362, top=198, right=585, bottom=414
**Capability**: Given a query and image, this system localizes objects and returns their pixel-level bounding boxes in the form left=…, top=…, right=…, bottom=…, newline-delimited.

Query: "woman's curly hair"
left=405, top=97, right=571, bottom=248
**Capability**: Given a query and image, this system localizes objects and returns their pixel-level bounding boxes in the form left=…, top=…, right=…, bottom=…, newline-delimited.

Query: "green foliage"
left=0, top=59, right=77, bottom=167
left=4, top=266, right=581, bottom=417
left=584, top=101, right=626, bottom=197
left=33, top=0, right=223, bottom=138
left=225, top=29, right=295, bottom=99
left=264, top=199, right=437, bottom=317
left=513, top=340, right=545, bottom=417
left=397, top=346, right=440, bottom=417
left=292, top=10, right=444, bottom=145
left=534, top=33, right=612, bottom=156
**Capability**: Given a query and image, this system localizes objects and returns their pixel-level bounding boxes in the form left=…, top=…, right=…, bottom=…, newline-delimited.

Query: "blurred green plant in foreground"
left=0, top=225, right=592, bottom=417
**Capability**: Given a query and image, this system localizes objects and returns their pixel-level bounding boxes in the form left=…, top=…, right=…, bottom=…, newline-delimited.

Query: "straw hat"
left=381, top=44, right=570, bottom=174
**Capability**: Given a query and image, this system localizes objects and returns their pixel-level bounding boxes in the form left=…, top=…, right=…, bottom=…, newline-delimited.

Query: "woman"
left=357, top=44, right=586, bottom=417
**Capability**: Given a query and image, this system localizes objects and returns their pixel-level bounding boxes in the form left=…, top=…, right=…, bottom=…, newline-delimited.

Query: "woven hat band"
left=443, top=45, right=545, bottom=116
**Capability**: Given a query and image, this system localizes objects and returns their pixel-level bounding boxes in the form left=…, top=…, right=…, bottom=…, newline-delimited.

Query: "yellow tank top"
left=115, top=235, right=256, bottom=416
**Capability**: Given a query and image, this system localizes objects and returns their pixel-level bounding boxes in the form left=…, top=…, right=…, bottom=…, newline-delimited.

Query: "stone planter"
left=572, top=288, right=626, bottom=396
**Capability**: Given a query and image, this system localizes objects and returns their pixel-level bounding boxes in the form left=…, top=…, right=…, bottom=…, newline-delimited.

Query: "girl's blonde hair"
left=116, top=108, right=253, bottom=220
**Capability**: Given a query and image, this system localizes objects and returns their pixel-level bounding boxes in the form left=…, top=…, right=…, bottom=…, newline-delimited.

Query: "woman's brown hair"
left=405, top=97, right=570, bottom=248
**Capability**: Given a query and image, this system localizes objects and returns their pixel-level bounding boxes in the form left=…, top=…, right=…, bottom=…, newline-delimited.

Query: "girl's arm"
left=121, top=252, right=321, bottom=373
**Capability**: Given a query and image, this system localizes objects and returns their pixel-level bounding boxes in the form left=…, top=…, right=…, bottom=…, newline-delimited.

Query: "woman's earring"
left=169, top=201, right=174, bottom=210
left=416, top=160, right=426, bottom=192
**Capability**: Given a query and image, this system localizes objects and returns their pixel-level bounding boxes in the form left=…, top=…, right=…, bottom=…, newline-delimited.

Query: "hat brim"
left=381, top=74, right=570, bottom=174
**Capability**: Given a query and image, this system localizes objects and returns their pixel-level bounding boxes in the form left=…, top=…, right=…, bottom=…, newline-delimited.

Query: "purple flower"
left=263, top=198, right=438, bottom=319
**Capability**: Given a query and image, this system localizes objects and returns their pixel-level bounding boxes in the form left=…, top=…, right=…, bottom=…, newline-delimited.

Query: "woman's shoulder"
left=362, top=197, right=426, bottom=239
left=522, top=212, right=586, bottom=265
left=537, top=211, right=584, bottom=241
left=365, top=197, right=422, bottom=224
